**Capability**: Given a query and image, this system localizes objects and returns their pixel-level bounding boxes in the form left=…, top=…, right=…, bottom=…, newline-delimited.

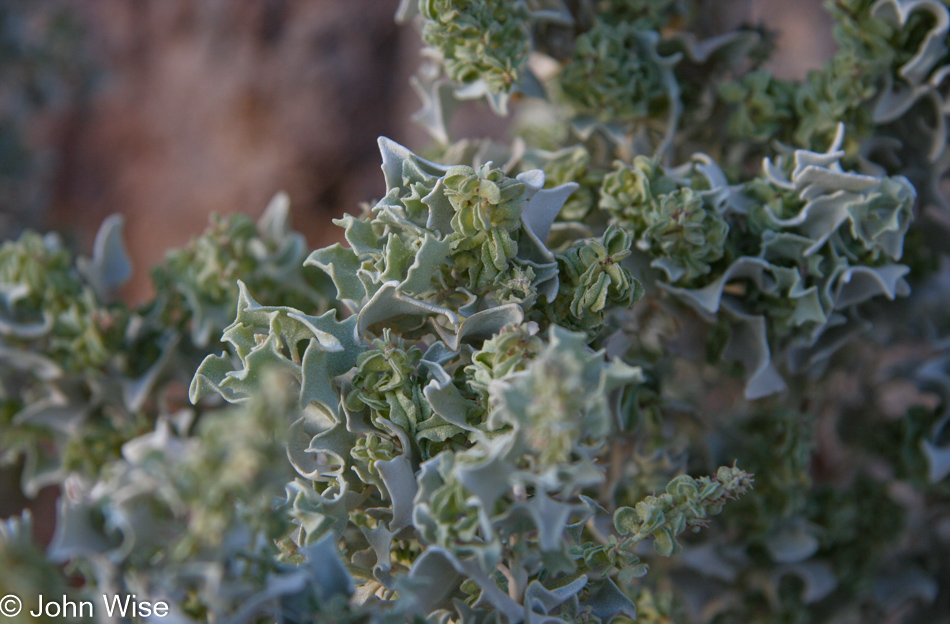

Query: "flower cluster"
left=150, top=193, right=329, bottom=346
left=602, top=157, right=728, bottom=284
left=613, top=465, right=754, bottom=556
left=559, top=22, right=678, bottom=126
left=419, top=0, right=531, bottom=94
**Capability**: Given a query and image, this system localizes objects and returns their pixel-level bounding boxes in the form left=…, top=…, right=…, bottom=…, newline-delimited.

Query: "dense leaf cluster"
left=4, top=0, right=950, bottom=623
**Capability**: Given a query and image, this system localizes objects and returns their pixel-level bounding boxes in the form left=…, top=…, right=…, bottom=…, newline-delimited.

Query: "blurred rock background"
left=5, top=0, right=416, bottom=303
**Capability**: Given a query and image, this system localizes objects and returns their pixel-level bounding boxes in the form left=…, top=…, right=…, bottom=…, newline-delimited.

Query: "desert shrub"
left=3, top=1, right=950, bottom=623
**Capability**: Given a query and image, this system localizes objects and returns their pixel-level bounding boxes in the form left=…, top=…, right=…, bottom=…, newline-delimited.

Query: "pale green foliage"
left=306, top=138, right=583, bottom=316
left=0, top=229, right=123, bottom=370
left=444, top=163, right=527, bottom=286
left=420, top=0, right=531, bottom=93
left=465, top=320, right=543, bottom=399
left=556, top=224, right=642, bottom=332
left=601, top=156, right=728, bottom=284
left=521, top=146, right=600, bottom=221
left=172, top=385, right=297, bottom=550
left=386, top=2, right=950, bottom=619
left=718, top=69, right=797, bottom=143
left=151, top=193, right=329, bottom=347
left=560, top=22, right=675, bottom=125
left=613, top=465, right=754, bottom=556
left=0, top=200, right=325, bottom=497
left=0, top=218, right=137, bottom=491
left=490, top=326, right=640, bottom=466
left=593, top=129, right=918, bottom=398
left=345, top=329, right=465, bottom=456
left=645, top=188, right=728, bottom=279
left=0, top=513, right=74, bottom=624
left=0, top=231, right=76, bottom=316
left=49, top=385, right=367, bottom=623
left=600, top=156, right=679, bottom=235
left=186, top=139, right=729, bottom=623
left=7, top=0, right=950, bottom=623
